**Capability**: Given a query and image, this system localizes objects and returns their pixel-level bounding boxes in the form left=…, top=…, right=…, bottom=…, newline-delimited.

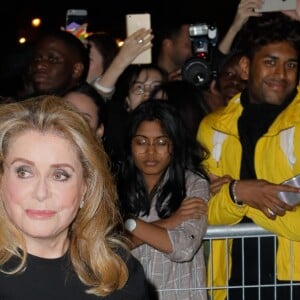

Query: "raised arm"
left=93, top=28, right=153, bottom=99
left=218, top=0, right=263, bottom=54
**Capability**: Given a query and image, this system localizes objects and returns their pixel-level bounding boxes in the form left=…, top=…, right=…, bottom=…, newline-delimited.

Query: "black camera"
left=182, top=23, right=218, bottom=89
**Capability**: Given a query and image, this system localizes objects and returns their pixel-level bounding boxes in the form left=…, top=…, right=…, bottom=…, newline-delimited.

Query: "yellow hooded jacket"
left=197, top=89, right=300, bottom=300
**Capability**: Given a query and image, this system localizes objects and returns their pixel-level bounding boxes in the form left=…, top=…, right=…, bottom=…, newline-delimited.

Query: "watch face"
left=125, top=219, right=136, bottom=232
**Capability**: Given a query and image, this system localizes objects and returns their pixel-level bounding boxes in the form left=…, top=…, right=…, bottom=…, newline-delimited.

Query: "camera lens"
left=182, top=57, right=211, bottom=88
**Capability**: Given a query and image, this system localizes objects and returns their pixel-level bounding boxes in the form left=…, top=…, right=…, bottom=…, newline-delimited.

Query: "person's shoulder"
left=185, top=169, right=209, bottom=186
left=184, top=170, right=210, bottom=199
left=202, top=93, right=242, bottom=123
left=200, top=107, right=225, bottom=126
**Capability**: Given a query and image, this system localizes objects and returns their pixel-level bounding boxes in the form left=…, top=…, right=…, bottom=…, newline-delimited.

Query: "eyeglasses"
left=131, top=135, right=171, bottom=154
left=131, top=82, right=162, bottom=95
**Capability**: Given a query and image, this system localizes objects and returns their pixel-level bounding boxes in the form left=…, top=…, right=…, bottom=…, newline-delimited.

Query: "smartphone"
left=278, top=174, right=300, bottom=205
left=65, top=9, right=88, bottom=40
left=126, top=13, right=151, bottom=64
left=255, top=0, right=296, bottom=12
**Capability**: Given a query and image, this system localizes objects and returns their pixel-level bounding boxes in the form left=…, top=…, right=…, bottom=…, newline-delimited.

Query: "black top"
left=0, top=250, right=149, bottom=300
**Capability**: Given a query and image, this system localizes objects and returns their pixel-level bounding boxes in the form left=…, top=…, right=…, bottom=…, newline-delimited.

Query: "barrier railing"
left=154, top=223, right=299, bottom=300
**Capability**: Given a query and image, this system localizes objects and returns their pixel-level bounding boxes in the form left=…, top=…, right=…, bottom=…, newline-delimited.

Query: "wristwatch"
left=125, top=218, right=137, bottom=232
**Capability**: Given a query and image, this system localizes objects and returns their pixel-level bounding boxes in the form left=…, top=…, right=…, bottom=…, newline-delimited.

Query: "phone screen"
left=255, top=0, right=296, bottom=12
left=65, top=9, right=88, bottom=40
left=126, top=13, right=151, bottom=64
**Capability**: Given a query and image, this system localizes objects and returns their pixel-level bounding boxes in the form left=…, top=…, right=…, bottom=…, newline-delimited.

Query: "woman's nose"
left=34, top=178, right=49, bottom=202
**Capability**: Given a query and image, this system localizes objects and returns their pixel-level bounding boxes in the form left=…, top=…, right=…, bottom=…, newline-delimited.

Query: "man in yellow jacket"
left=197, top=12, right=300, bottom=300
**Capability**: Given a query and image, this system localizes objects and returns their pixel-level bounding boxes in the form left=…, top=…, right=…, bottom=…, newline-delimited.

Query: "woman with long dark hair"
left=118, top=100, right=210, bottom=300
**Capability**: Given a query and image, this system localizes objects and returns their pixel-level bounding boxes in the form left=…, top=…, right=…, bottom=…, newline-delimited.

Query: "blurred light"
left=116, top=38, right=124, bottom=47
left=32, top=18, right=41, bottom=27
left=19, top=37, right=26, bottom=44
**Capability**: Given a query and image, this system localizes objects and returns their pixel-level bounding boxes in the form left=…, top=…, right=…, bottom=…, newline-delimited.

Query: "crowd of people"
left=0, top=0, right=300, bottom=299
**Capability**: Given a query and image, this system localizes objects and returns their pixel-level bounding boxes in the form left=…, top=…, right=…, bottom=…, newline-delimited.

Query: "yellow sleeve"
left=198, top=115, right=248, bottom=225
left=247, top=206, right=300, bottom=241
left=197, top=115, right=221, bottom=176
left=208, top=182, right=248, bottom=225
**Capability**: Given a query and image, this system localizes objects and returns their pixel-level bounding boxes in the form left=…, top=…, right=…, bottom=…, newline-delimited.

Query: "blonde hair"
left=0, top=95, right=128, bottom=296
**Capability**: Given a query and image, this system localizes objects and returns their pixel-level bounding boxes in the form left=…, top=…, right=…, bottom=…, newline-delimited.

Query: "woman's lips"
left=25, top=209, right=56, bottom=219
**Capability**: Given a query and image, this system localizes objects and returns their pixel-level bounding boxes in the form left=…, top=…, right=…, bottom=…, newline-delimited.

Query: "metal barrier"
left=155, top=223, right=300, bottom=300
left=207, top=223, right=300, bottom=300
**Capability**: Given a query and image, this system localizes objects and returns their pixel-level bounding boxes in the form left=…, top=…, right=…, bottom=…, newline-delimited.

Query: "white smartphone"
left=126, top=13, right=151, bottom=64
left=278, top=174, right=300, bottom=206
left=65, top=9, right=88, bottom=40
left=255, top=0, right=296, bottom=12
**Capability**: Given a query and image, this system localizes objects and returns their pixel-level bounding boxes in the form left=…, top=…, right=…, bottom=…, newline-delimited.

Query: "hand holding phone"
left=277, top=174, right=300, bottom=206
left=126, top=13, right=152, bottom=64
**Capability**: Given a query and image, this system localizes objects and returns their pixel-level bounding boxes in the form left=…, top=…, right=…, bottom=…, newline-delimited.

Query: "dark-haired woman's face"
left=131, top=120, right=172, bottom=190
left=126, top=70, right=164, bottom=111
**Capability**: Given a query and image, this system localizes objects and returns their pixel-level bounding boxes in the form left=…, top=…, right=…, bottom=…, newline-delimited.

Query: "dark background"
left=3, top=0, right=240, bottom=52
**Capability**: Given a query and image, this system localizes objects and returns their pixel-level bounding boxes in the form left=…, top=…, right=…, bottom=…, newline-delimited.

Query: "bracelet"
left=93, top=78, right=115, bottom=94
left=229, top=180, right=244, bottom=206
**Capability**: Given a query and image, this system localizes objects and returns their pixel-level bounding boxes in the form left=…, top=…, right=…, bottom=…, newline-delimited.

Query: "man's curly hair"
left=235, top=12, right=300, bottom=60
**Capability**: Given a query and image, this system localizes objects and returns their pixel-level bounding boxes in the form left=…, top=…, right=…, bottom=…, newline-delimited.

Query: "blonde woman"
left=0, top=95, right=149, bottom=299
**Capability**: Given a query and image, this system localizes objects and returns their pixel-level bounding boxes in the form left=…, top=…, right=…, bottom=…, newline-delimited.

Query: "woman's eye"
left=157, top=138, right=169, bottom=146
left=135, top=138, right=147, bottom=145
left=53, top=170, right=70, bottom=181
left=16, top=166, right=31, bottom=178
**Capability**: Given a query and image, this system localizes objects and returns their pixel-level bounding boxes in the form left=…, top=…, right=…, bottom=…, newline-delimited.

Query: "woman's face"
left=1, top=130, right=86, bottom=252
left=64, top=92, right=104, bottom=138
left=131, top=120, right=172, bottom=188
left=64, top=92, right=101, bottom=132
left=127, top=69, right=164, bottom=111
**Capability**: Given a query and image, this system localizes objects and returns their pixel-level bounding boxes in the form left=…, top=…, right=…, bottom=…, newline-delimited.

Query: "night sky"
left=3, top=0, right=239, bottom=52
